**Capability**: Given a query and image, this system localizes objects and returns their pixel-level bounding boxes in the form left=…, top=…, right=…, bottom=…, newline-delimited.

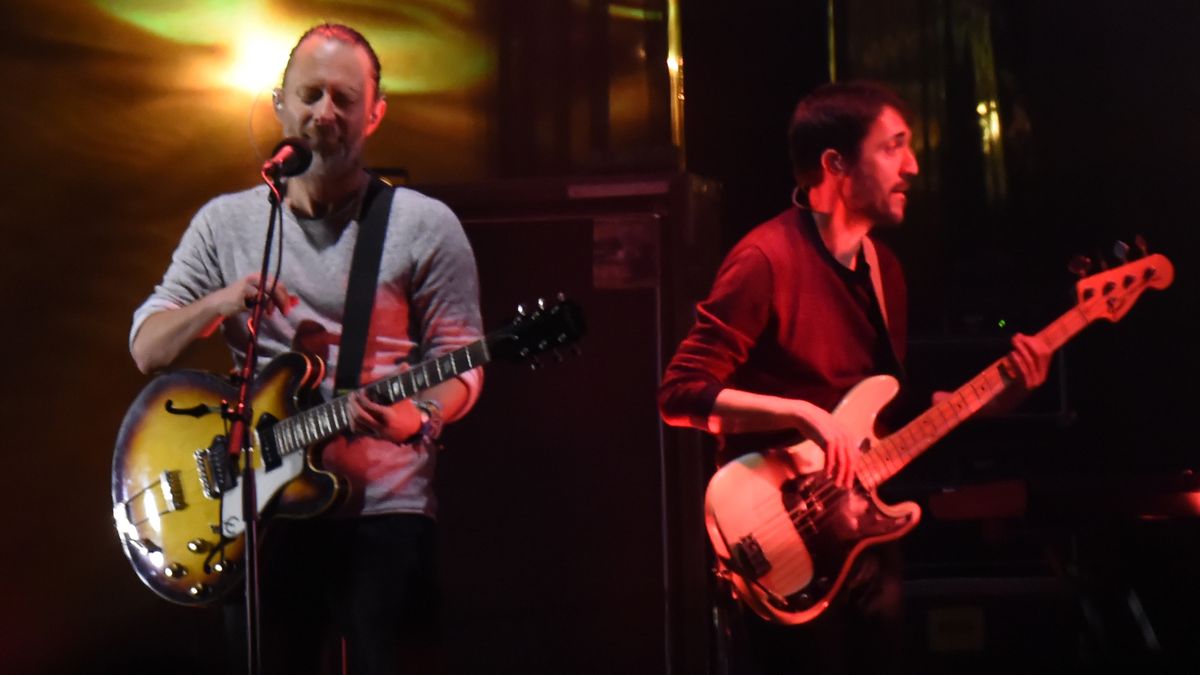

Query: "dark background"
left=1, top=1, right=1196, bottom=672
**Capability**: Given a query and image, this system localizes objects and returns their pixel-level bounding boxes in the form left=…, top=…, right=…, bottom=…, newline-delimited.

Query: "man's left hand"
left=346, top=391, right=423, bottom=443
left=1003, top=333, right=1052, bottom=390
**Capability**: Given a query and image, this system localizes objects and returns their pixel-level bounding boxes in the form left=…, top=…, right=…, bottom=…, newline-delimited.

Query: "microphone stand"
left=226, top=166, right=289, bottom=675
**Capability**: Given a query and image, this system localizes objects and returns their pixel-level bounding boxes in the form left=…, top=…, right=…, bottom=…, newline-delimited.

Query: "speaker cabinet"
left=416, top=174, right=721, bottom=674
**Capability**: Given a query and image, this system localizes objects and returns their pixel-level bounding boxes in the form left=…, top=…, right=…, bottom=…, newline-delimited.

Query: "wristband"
left=409, top=399, right=444, bottom=443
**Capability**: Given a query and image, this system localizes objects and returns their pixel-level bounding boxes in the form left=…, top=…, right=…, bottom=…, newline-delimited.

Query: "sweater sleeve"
left=406, top=195, right=485, bottom=420
left=658, top=243, right=774, bottom=430
left=128, top=204, right=225, bottom=351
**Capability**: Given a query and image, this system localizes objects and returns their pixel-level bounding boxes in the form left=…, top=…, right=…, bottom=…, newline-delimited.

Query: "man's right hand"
left=210, top=273, right=297, bottom=319
left=790, top=401, right=858, bottom=489
left=131, top=273, right=296, bottom=374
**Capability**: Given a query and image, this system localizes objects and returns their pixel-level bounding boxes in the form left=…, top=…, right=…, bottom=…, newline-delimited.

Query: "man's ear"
left=272, top=88, right=285, bottom=126
left=821, top=149, right=846, bottom=175
left=365, top=95, right=388, bottom=136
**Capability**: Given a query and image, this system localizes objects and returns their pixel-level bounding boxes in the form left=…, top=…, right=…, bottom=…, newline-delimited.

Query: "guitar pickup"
left=256, top=413, right=282, bottom=471
left=195, top=436, right=236, bottom=499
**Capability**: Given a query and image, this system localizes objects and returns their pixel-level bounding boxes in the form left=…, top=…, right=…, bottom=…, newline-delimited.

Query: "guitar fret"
left=276, top=423, right=290, bottom=454
left=305, top=415, right=318, bottom=444
left=862, top=450, right=882, bottom=489
left=263, top=341, right=496, bottom=456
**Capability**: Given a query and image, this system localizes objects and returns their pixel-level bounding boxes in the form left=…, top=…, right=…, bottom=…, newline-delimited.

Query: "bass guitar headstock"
left=1074, top=249, right=1173, bottom=324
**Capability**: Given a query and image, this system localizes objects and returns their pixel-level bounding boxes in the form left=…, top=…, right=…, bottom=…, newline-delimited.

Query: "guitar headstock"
left=488, top=294, right=586, bottom=366
left=1075, top=253, right=1174, bottom=324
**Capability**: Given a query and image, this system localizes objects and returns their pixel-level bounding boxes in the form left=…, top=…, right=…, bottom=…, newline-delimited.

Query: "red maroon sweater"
left=659, top=207, right=907, bottom=461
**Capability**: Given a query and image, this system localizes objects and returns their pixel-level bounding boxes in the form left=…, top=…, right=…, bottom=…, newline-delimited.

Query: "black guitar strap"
left=335, top=175, right=395, bottom=394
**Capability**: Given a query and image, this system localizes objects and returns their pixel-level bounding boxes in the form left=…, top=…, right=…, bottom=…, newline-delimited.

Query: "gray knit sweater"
left=131, top=182, right=484, bottom=517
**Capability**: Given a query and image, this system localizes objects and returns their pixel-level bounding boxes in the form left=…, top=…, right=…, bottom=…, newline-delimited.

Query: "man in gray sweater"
left=130, top=23, right=482, bottom=674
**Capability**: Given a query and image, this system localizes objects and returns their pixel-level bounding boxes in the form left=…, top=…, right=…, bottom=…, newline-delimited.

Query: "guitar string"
left=727, top=356, right=1062, bottom=576
left=728, top=362, right=1013, bottom=527
left=726, top=446, right=919, bottom=573
left=730, top=307, right=1095, bottom=542
left=271, top=346, right=482, bottom=454
left=728, top=310, right=1101, bottom=588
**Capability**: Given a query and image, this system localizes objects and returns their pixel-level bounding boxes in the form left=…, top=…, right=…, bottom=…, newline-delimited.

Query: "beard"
left=304, top=143, right=362, bottom=182
left=846, top=182, right=908, bottom=227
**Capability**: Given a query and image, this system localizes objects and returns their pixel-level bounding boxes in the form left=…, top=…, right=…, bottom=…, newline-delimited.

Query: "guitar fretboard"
left=269, top=340, right=491, bottom=455
left=856, top=305, right=1091, bottom=490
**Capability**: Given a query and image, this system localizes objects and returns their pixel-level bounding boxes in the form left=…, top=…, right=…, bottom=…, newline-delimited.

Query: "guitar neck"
left=859, top=306, right=1090, bottom=488
left=272, top=340, right=492, bottom=454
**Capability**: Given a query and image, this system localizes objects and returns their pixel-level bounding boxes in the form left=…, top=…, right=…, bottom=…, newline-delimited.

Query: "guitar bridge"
left=195, top=436, right=236, bottom=499
left=160, top=470, right=187, bottom=510
left=730, top=534, right=772, bottom=580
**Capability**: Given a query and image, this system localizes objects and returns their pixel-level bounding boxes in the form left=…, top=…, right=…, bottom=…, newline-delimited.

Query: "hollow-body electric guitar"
left=112, top=298, right=584, bottom=605
left=705, top=254, right=1173, bottom=625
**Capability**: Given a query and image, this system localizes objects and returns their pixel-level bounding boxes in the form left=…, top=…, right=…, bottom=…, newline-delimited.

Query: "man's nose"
left=312, top=93, right=336, bottom=122
left=902, top=147, right=919, bottom=177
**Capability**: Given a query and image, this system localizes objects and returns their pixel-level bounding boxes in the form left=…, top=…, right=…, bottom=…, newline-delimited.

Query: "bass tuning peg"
left=1067, top=255, right=1092, bottom=278
left=1135, top=234, right=1149, bottom=257
left=1112, top=240, right=1130, bottom=264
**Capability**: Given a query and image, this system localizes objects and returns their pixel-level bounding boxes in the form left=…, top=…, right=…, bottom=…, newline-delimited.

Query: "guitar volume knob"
left=186, top=539, right=211, bottom=553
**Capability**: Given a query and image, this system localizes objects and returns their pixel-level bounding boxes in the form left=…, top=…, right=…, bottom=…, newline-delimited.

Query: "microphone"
left=262, top=137, right=312, bottom=177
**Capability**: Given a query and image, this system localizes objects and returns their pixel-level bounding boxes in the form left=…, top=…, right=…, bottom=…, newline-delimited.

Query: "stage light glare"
left=224, top=29, right=293, bottom=94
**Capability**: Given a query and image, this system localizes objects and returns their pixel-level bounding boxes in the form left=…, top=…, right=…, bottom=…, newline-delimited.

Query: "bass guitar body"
left=111, top=352, right=342, bottom=605
left=705, top=375, right=920, bottom=625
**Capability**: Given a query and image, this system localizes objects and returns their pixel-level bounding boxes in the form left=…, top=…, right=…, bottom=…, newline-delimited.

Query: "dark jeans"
left=225, top=513, right=439, bottom=675
left=723, top=543, right=906, bottom=675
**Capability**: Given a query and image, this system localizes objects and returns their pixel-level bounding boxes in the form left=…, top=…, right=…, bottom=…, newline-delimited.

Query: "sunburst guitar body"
left=112, top=297, right=585, bottom=606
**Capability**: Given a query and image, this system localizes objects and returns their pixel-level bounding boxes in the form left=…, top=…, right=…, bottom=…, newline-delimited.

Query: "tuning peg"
left=516, top=303, right=528, bottom=317
left=552, top=349, right=565, bottom=363
left=1067, top=255, right=1092, bottom=278
left=528, top=356, right=542, bottom=371
left=556, top=291, right=566, bottom=302
left=537, top=298, right=546, bottom=310
left=1135, top=234, right=1149, bottom=257
left=1112, top=240, right=1130, bottom=264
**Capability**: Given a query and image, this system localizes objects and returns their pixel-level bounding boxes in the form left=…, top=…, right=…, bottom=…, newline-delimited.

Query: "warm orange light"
left=223, top=27, right=295, bottom=94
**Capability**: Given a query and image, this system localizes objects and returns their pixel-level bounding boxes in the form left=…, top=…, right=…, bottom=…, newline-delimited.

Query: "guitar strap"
left=861, top=237, right=888, bottom=331
left=335, top=175, right=396, bottom=394
left=861, top=236, right=907, bottom=381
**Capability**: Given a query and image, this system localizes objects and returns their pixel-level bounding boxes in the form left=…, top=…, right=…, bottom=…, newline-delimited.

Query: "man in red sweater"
left=659, top=82, right=1050, bottom=673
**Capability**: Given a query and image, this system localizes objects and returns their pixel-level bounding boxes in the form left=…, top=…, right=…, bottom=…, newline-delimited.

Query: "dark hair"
left=283, top=23, right=382, bottom=97
left=787, top=81, right=911, bottom=188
